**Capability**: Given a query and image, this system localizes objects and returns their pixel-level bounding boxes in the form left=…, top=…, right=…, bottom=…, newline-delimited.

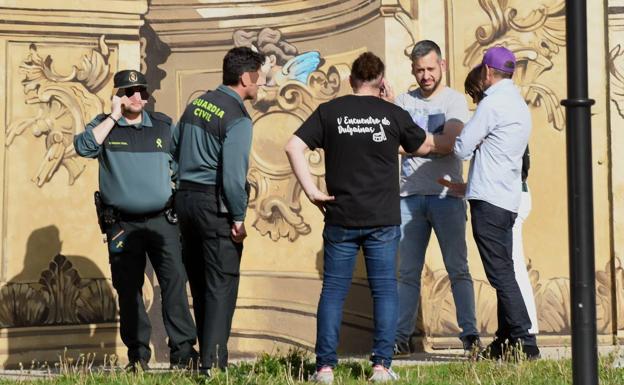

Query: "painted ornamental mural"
left=0, top=0, right=622, bottom=367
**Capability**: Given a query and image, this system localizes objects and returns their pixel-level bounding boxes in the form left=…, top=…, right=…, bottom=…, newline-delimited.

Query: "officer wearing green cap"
left=74, top=69, right=198, bottom=371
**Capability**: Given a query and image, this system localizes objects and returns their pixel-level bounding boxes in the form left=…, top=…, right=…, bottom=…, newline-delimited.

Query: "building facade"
left=0, top=0, right=622, bottom=367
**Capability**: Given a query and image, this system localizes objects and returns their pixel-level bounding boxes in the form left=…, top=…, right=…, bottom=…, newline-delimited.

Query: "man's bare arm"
left=432, top=119, right=463, bottom=155
left=285, top=136, right=335, bottom=213
left=410, top=128, right=459, bottom=157
left=401, top=119, right=464, bottom=157
left=411, top=134, right=434, bottom=156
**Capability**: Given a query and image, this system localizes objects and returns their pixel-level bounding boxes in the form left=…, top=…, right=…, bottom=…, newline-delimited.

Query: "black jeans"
left=175, top=186, right=243, bottom=369
left=107, top=215, right=197, bottom=364
left=469, top=200, right=536, bottom=346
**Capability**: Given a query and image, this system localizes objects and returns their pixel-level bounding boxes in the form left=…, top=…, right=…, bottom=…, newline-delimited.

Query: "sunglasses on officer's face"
left=116, top=86, right=149, bottom=100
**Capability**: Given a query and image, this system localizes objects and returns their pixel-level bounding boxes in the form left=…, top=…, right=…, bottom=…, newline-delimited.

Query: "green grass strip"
left=1, top=350, right=622, bottom=385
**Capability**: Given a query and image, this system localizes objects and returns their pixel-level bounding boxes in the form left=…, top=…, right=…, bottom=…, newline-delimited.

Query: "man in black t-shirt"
left=285, top=52, right=436, bottom=383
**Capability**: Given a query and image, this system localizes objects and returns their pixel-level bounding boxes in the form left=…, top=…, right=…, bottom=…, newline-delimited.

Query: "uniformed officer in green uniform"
left=74, top=70, right=198, bottom=371
left=173, top=47, right=266, bottom=372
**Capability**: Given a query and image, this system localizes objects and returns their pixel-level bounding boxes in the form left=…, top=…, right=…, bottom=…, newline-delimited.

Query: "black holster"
left=94, top=191, right=118, bottom=233
left=165, top=193, right=178, bottom=224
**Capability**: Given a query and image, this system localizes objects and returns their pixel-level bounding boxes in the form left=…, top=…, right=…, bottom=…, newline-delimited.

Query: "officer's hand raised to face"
left=111, top=95, right=124, bottom=120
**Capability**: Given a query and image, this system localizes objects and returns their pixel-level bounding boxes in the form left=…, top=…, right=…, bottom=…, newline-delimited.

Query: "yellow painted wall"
left=0, top=0, right=621, bottom=366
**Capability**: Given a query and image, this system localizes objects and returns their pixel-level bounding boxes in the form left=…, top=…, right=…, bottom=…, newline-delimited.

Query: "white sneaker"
left=369, top=365, right=399, bottom=382
left=310, top=366, right=334, bottom=384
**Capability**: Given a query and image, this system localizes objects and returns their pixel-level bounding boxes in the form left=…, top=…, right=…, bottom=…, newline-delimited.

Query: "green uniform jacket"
left=173, top=85, right=253, bottom=222
left=74, top=110, right=176, bottom=214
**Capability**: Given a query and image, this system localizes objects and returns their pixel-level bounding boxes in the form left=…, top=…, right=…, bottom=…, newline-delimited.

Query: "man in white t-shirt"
left=394, top=40, right=480, bottom=356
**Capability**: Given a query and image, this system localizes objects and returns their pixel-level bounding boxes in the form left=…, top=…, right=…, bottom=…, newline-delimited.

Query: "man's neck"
left=353, top=85, right=379, bottom=97
left=485, top=77, right=506, bottom=92
left=227, top=85, right=246, bottom=101
left=123, top=111, right=142, bottom=124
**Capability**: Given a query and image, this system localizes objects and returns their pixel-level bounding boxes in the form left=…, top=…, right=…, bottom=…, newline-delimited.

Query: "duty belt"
left=178, top=181, right=217, bottom=193
left=118, top=208, right=167, bottom=222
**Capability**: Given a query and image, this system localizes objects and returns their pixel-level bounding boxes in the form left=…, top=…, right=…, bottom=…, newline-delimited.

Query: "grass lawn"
left=1, top=350, right=623, bottom=384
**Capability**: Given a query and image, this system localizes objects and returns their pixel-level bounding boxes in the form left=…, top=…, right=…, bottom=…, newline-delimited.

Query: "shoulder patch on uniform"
left=148, top=111, right=173, bottom=125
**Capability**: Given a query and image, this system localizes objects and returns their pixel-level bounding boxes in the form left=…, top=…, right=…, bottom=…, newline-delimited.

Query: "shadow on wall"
left=140, top=21, right=172, bottom=112
left=0, top=225, right=117, bottom=368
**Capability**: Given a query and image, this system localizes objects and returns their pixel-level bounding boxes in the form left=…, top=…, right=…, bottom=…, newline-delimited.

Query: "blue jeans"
left=396, top=195, right=478, bottom=344
left=316, top=225, right=400, bottom=369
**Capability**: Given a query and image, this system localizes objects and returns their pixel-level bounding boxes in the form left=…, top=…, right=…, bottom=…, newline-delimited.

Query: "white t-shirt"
left=395, top=87, right=471, bottom=197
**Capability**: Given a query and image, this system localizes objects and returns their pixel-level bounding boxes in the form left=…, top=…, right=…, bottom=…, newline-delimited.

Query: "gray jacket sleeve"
left=221, top=117, right=253, bottom=222
left=74, top=115, right=106, bottom=158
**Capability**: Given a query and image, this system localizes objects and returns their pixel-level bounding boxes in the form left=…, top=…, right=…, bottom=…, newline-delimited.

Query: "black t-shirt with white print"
left=295, top=94, right=426, bottom=227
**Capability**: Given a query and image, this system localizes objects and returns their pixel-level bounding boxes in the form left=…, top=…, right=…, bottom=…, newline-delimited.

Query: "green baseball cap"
left=113, top=70, right=147, bottom=89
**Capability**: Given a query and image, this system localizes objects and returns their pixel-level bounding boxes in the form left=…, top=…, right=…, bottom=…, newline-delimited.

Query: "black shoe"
left=393, top=341, right=412, bottom=358
left=519, top=344, right=541, bottom=360
left=125, top=359, right=149, bottom=372
left=481, top=339, right=540, bottom=362
left=503, top=339, right=541, bottom=361
left=462, top=335, right=482, bottom=359
left=479, top=337, right=506, bottom=360
left=170, top=348, right=200, bottom=370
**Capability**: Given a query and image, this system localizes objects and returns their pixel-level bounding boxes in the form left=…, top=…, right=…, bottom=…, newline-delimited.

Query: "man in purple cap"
left=454, top=46, right=540, bottom=360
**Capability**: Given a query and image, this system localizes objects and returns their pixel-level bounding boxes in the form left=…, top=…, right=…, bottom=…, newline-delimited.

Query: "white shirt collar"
left=484, top=78, right=513, bottom=96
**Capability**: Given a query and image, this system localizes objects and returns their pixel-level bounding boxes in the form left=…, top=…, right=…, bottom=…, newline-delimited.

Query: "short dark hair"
left=351, top=52, right=385, bottom=86
left=410, top=40, right=442, bottom=61
left=222, top=47, right=266, bottom=86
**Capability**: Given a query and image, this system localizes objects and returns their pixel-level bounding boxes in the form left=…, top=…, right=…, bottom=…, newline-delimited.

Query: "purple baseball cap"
left=482, top=46, right=516, bottom=74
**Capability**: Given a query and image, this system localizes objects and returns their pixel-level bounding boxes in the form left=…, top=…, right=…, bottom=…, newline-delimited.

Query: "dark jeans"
left=316, top=225, right=400, bottom=370
left=469, top=200, right=536, bottom=346
left=107, top=215, right=197, bottom=364
left=175, top=187, right=243, bottom=369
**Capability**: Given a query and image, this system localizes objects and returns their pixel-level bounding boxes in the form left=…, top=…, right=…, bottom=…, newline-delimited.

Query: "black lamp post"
left=560, top=1, right=598, bottom=384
